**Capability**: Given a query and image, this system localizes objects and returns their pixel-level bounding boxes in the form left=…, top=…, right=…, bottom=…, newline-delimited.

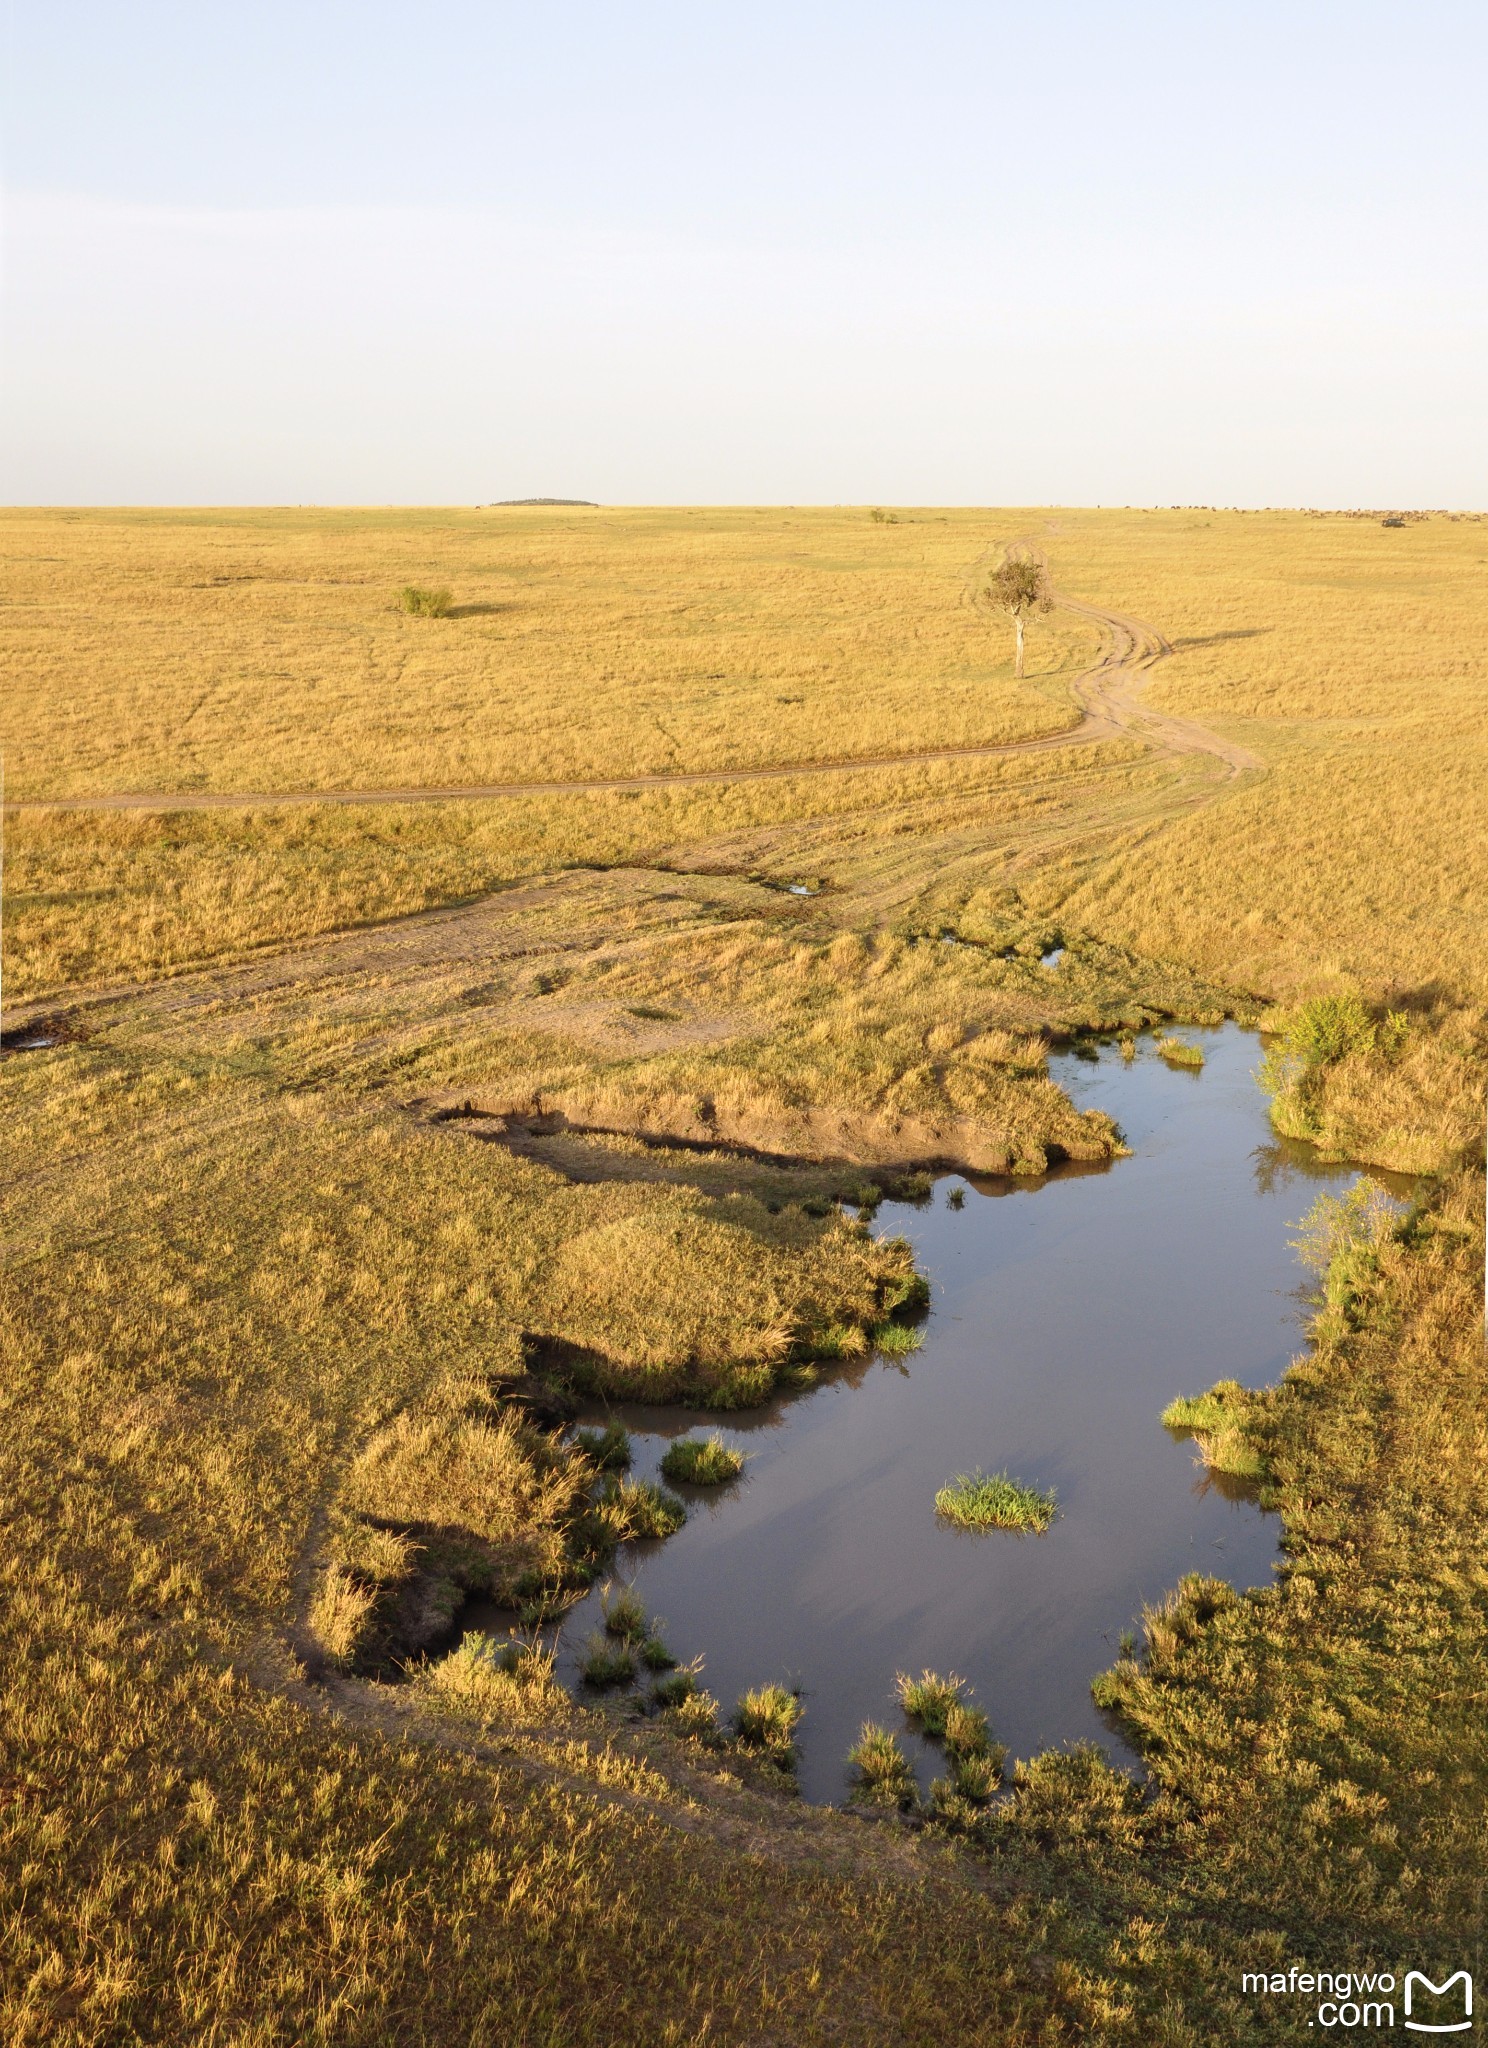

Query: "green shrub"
left=1258, top=994, right=1408, bottom=1139
left=934, top=1469, right=1057, bottom=1533
left=660, top=1434, right=744, bottom=1486
left=398, top=585, right=453, bottom=617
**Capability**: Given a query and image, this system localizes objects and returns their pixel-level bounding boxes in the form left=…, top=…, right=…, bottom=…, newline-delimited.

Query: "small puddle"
left=463, top=1025, right=1410, bottom=1803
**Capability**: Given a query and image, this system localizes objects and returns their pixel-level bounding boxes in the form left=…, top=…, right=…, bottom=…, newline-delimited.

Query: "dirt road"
left=4, top=590, right=1257, bottom=813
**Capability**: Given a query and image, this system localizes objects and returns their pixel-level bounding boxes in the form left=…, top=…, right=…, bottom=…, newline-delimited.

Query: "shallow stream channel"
left=468, top=1023, right=1403, bottom=1805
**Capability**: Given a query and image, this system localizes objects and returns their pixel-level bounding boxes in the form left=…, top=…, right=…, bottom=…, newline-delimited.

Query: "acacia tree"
left=987, top=552, right=1052, bottom=678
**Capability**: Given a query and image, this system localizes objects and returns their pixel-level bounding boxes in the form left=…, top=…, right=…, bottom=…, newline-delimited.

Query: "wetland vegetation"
left=2, top=505, right=1484, bottom=2044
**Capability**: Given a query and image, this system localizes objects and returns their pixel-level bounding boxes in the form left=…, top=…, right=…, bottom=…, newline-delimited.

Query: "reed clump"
left=934, top=1469, right=1057, bottom=1533
left=847, top=1722, right=916, bottom=1806
left=733, top=1683, right=803, bottom=1762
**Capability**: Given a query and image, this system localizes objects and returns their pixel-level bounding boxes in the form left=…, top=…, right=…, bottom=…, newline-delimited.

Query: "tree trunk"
left=1015, top=613, right=1025, bottom=679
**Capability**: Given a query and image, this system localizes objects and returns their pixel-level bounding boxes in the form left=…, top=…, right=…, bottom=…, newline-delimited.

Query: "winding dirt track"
left=4, top=590, right=1256, bottom=813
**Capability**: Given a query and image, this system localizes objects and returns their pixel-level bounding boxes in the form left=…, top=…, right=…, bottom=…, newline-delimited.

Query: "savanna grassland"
left=2, top=505, right=1485, bottom=2045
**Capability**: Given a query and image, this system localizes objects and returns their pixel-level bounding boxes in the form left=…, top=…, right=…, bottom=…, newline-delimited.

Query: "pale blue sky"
left=3, top=1, right=1484, bottom=504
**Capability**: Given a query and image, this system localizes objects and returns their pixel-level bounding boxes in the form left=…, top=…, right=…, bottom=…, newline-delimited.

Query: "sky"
left=2, top=1, right=1485, bottom=506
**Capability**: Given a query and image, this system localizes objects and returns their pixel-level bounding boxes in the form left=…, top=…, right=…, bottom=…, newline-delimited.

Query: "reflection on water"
left=464, top=1025, right=1408, bottom=1805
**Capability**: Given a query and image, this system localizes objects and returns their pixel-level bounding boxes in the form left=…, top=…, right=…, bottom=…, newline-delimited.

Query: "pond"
left=470, top=1024, right=1404, bottom=1804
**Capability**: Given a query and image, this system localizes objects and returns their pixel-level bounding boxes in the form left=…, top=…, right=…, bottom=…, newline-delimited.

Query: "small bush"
left=934, top=1469, right=1057, bottom=1533
left=848, top=1722, right=915, bottom=1805
left=660, top=1434, right=744, bottom=1486
left=601, top=1583, right=647, bottom=1641
left=597, top=1475, right=686, bottom=1540
left=573, top=1420, right=632, bottom=1471
left=733, top=1682, right=803, bottom=1754
left=580, top=1631, right=636, bottom=1687
left=398, top=585, right=453, bottom=616
left=895, top=1670, right=966, bottom=1738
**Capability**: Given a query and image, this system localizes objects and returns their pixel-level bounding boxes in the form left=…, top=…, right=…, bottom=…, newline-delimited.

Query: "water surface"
left=474, top=1025, right=1396, bottom=1803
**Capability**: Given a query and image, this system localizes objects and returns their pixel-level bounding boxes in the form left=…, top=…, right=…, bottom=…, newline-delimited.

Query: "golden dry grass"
left=3, top=503, right=1487, bottom=2044
left=0, top=505, right=1092, bottom=798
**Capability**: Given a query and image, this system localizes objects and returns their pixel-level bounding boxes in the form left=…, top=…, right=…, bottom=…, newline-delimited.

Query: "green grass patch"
left=1162, top=1380, right=1270, bottom=1481
left=1155, top=1035, right=1205, bottom=1068
left=652, top=1666, right=699, bottom=1708
left=573, top=1419, right=632, bottom=1471
left=659, top=1434, right=744, bottom=1486
left=596, top=1475, right=686, bottom=1539
left=579, top=1632, right=636, bottom=1687
left=847, top=1722, right=915, bottom=1805
left=601, top=1583, right=647, bottom=1642
left=934, top=1468, right=1057, bottom=1533
left=871, top=1319, right=924, bottom=1356
left=895, top=1669, right=966, bottom=1738
left=733, top=1683, right=803, bottom=1756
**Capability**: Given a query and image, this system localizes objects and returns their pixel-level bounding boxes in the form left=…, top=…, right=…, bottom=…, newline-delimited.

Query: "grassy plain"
left=2, top=504, right=1486, bottom=2044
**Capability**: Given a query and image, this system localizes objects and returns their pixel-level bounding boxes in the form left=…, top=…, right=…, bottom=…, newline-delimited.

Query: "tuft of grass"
left=573, top=1420, right=632, bottom=1471
left=596, top=1475, right=687, bottom=1540
left=421, top=1632, right=567, bottom=1724
left=733, top=1683, right=803, bottom=1755
left=1155, top=1035, right=1205, bottom=1068
left=659, top=1434, right=744, bottom=1486
left=639, top=1634, right=675, bottom=1671
left=942, top=1700, right=994, bottom=1759
left=847, top=1722, right=916, bottom=1805
left=934, top=1468, right=1057, bottom=1533
left=398, top=584, right=453, bottom=616
left=652, top=1665, right=700, bottom=1708
left=579, top=1631, right=636, bottom=1687
left=1162, top=1381, right=1270, bottom=1481
left=601, top=1583, right=648, bottom=1642
left=948, top=1749, right=1003, bottom=1802
left=871, top=1320, right=923, bottom=1356
left=895, top=1670, right=967, bottom=1738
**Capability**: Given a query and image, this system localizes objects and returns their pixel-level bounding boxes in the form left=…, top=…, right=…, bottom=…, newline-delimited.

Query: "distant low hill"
left=484, top=497, right=599, bottom=507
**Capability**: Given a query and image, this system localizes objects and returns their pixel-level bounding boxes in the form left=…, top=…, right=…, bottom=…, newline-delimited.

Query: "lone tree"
left=986, top=551, right=1052, bottom=678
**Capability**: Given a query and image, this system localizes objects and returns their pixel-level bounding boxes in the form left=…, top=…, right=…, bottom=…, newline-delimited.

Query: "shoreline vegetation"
left=2, top=506, right=1484, bottom=2044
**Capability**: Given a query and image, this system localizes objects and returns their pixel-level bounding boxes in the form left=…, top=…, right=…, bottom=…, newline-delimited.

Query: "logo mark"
left=1404, top=1971, right=1473, bottom=2034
